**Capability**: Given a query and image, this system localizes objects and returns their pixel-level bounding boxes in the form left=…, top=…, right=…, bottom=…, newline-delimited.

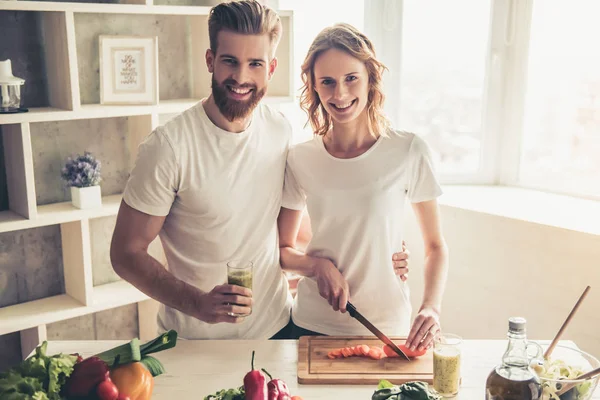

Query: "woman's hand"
left=392, top=240, right=411, bottom=281
left=313, top=258, right=350, bottom=313
left=405, top=305, right=441, bottom=351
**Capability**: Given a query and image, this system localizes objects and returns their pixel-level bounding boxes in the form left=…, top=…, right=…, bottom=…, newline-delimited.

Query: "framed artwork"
left=99, top=35, right=158, bottom=105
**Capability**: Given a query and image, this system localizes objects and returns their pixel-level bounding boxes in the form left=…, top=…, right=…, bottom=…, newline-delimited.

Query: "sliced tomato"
left=358, top=344, right=370, bottom=356
left=383, top=343, right=427, bottom=358
left=331, top=348, right=343, bottom=358
left=382, top=344, right=399, bottom=358
left=341, top=347, right=353, bottom=357
left=367, top=347, right=385, bottom=360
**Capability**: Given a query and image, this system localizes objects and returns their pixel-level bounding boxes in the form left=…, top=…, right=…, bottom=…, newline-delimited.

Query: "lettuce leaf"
left=378, top=380, right=396, bottom=389
left=0, top=371, right=45, bottom=398
left=47, top=353, right=77, bottom=399
left=0, top=341, right=77, bottom=400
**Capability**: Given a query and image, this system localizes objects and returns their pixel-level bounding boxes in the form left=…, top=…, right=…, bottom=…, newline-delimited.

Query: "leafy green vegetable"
left=140, top=355, right=166, bottom=377
left=203, top=385, right=245, bottom=400
left=372, top=381, right=441, bottom=400
left=32, top=393, right=50, bottom=400
left=0, top=341, right=77, bottom=400
left=94, top=330, right=177, bottom=369
left=0, top=371, right=46, bottom=399
left=378, top=380, right=396, bottom=389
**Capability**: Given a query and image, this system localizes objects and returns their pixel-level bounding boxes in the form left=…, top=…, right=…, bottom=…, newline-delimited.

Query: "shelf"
left=0, top=194, right=122, bottom=234
left=0, top=99, right=200, bottom=124
left=0, top=97, right=295, bottom=125
left=93, top=280, right=149, bottom=309
left=0, top=1, right=211, bottom=15
left=80, top=99, right=202, bottom=117
left=0, top=280, right=148, bottom=335
left=0, top=1, right=293, bottom=16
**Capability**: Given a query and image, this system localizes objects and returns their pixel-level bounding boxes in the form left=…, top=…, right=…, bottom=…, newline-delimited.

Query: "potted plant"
left=61, top=151, right=102, bottom=209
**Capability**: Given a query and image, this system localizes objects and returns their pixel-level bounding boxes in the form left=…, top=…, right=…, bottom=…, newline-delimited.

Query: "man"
left=110, top=0, right=292, bottom=339
left=110, top=0, right=410, bottom=340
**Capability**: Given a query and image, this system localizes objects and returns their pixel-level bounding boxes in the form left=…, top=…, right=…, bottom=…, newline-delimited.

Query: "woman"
left=278, top=23, right=449, bottom=352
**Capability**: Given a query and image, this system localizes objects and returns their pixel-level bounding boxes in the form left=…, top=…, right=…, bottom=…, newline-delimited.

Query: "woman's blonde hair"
left=300, top=23, right=391, bottom=137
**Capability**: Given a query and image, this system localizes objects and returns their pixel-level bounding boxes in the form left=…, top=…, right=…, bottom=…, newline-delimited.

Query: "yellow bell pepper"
left=110, top=362, right=154, bottom=400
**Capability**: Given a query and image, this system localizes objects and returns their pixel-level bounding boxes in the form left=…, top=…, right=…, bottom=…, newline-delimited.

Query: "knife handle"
left=346, top=302, right=357, bottom=318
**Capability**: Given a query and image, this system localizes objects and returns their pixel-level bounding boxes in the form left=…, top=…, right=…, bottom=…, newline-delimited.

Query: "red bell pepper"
left=63, top=356, right=110, bottom=397
left=243, top=351, right=268, bottom=400
left=262, top=369, right=292, bottom=400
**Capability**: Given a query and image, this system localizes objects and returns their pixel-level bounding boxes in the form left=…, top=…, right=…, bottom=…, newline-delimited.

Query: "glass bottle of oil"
left=485, top=317, right=544, bottom=400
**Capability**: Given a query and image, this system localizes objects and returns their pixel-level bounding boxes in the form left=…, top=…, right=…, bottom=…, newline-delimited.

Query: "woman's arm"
left=277, top=207, right=350, bottom=312
left=404, top=199, right=449, bottom=351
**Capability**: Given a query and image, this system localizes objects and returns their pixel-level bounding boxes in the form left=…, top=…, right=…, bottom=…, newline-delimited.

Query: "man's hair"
left=208, top=0, right=282, bottom=56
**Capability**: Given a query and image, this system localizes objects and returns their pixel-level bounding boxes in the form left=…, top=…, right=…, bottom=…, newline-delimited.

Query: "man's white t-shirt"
left=123, top=101, right=293, bottom=339
left=282, top=130, right=442, bottom=336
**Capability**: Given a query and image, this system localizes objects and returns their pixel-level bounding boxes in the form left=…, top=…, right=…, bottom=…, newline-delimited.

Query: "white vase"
left=70, top=185, right=102, bottom=209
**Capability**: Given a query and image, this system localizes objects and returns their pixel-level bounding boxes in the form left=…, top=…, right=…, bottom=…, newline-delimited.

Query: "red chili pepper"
left=262, top=369, right=292, bottom=400
left=243, top=351, right=268, bottom=400
left=63, top=356, right=110, bottom=397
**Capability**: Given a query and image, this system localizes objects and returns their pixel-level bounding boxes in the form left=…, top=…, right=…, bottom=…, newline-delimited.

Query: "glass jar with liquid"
left=485, top=317, right=544, bottom=400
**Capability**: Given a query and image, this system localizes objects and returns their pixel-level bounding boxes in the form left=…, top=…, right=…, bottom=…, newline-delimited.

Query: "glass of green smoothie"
left=226, top=261, right=253, bottom=317
left=227, top=261, right=253, bottom=290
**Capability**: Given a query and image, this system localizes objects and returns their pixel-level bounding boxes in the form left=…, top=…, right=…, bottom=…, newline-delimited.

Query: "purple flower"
left=61, top=151, right=102, bottom=188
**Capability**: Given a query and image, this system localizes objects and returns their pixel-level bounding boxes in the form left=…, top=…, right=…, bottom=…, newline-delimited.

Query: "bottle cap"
left=509, top=317, right=527, bottom=333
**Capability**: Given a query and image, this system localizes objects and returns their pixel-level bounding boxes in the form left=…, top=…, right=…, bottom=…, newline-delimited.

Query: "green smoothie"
left=228, top=270, right=253, bottom=289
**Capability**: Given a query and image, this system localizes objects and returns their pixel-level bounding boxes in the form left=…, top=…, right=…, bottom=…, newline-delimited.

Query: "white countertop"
left=44, top=339, right=599, bottom=400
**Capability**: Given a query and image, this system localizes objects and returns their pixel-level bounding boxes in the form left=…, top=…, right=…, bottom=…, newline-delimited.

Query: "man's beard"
left=212, top=77, right=266, bottom=122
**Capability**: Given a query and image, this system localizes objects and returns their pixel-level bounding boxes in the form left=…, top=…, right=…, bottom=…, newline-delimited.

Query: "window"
left=277, top=0, right=364, bottom=144
left=518, top=0, right=600, bottom=198
left=398, top=0, right=492, bottom=176
left=278, top=0, right=600, bottom=200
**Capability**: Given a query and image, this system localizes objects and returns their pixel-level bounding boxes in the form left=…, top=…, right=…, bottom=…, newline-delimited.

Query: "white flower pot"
left=70, top=185, right=102, bottom=209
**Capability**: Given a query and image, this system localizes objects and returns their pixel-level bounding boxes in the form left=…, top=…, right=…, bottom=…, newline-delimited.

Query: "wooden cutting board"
left=297, top=336, right=433, bottom=385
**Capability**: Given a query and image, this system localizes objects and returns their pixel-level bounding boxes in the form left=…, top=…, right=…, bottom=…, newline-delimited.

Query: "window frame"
left=365, top=0, right=598, bottom=201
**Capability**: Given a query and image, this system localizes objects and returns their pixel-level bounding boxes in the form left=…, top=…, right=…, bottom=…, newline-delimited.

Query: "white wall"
left=404, top=204, right=600, bottom=358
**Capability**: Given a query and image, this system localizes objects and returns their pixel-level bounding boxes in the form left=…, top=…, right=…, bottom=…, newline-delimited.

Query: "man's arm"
left=110, top=200, right=252, bottom=324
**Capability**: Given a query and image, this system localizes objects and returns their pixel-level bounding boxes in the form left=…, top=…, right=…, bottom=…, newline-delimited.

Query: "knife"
left=346, top=301, right=410, bottom=361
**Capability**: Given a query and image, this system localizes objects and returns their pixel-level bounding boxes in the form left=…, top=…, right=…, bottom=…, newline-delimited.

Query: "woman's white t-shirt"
left=123, top=101, right=293, bottom=339
left=282, top=130, right=442, bottom=336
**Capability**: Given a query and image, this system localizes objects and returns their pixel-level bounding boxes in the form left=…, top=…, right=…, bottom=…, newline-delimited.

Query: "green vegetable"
left=372, top=380, right=441, bottom=400
left=95, top=337, right=141, bottom=367
left=140, top=355, right=166, bottom=377
left=94, top=330, right=177, bottom=369
left=537, top=357, right=593, bottom=400
left=0, top=341, right=77, bottom=400
left=203, top=386, right=245, bottom=400
left=139, top=330, right=178, bottom=356
left=378, top=380, right=396, bottom=390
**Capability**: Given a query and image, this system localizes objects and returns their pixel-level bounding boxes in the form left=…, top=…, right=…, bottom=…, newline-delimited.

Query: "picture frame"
left=99, top=35, right=158, bottom=105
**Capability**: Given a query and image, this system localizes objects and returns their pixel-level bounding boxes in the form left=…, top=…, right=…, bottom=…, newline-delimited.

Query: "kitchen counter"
left=44, top=339, right=600, bottom=399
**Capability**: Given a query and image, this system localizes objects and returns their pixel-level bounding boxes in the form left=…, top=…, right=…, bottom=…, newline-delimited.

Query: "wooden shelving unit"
left=0, top=0, right=294, bottom=358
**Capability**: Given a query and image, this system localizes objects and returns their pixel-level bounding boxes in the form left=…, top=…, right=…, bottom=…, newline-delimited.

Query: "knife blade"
left=346, top=301, right=410, bottom=361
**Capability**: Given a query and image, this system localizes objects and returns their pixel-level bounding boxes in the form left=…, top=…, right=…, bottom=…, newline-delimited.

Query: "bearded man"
left=109, top=0, right=294, bottom=339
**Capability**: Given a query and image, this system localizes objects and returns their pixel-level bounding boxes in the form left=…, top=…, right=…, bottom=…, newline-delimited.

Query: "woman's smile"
left=330, top=99, right=357, bottom=113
